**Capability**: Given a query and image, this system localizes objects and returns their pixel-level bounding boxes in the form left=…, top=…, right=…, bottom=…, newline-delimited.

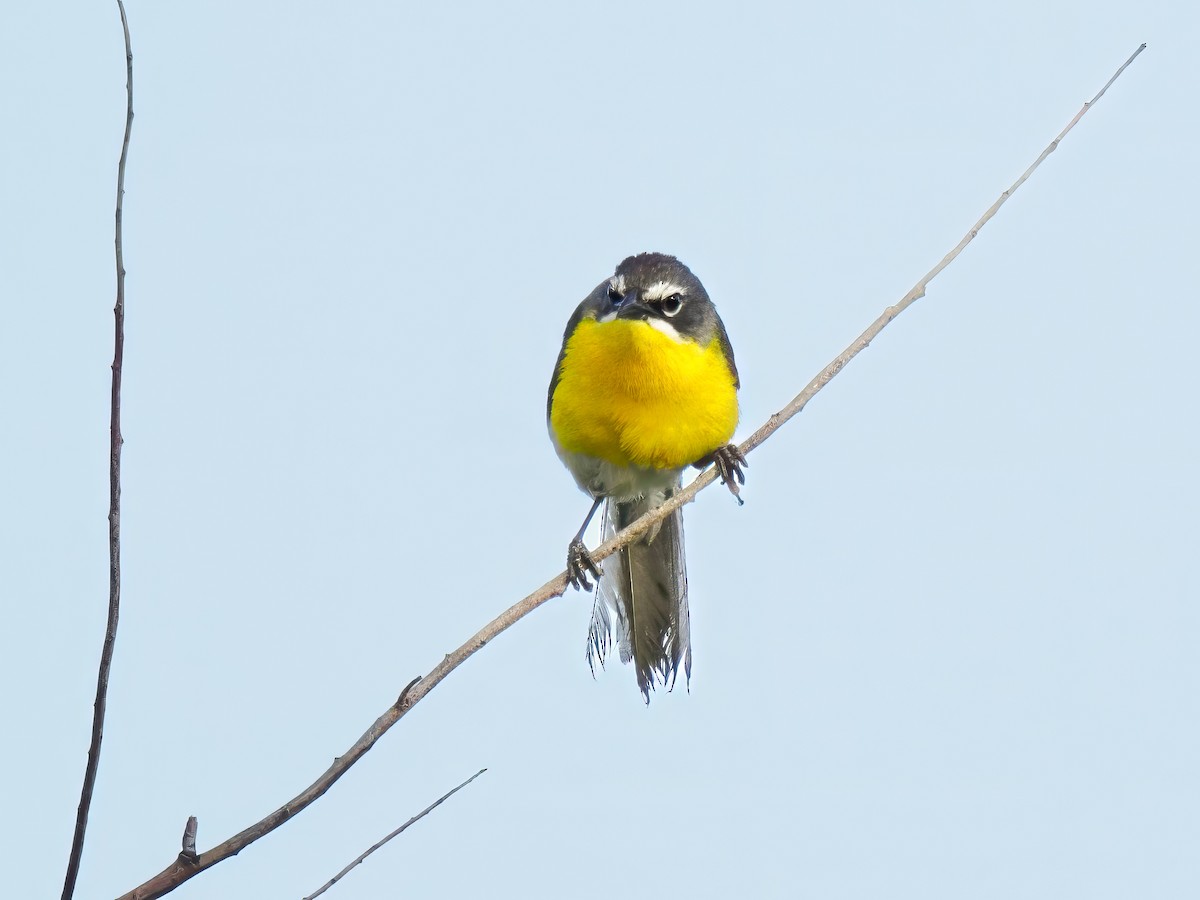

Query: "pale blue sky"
left=3, top=2, right=1197, bottom=898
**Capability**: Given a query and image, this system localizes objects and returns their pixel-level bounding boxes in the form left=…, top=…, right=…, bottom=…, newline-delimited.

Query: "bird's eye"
left=660, top=293, right=683, bottom=317
left=606, top=285, right=624, bottom=305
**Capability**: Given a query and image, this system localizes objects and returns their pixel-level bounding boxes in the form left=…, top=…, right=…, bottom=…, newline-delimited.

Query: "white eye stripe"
left=641, top=281, right=686, bottom=303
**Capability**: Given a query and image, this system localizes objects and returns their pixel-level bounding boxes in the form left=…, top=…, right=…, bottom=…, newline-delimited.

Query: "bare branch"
left=117, top=43, right=1145, bottom=900
left=728, top=40, right=1149, bottom=464
left=302, top=769, right=487, bottom=899
left=61, top=3, right=133, bottom=898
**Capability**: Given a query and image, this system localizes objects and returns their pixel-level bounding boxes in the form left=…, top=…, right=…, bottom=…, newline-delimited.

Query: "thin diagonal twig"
left=117, top=43, right=1145, bottom=900
left=303, top=769, right=487, bottom=899
left=62, top=3, right=133, bottom=898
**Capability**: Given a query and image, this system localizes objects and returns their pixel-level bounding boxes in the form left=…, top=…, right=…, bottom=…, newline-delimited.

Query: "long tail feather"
left=585, top=485, right=691, bottom=701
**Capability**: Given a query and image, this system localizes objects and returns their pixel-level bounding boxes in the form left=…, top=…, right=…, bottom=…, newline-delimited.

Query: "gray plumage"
left=586, top=485, right=692, bottom=702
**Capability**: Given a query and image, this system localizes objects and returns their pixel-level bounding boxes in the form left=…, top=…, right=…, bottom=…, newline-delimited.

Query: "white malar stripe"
left=646, top=316, right=684, bottom=342
left=642, top=281, right=686, bottom=302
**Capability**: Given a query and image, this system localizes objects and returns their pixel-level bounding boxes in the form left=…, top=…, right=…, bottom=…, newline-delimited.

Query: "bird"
left=547, top=252, right=745, bottom=700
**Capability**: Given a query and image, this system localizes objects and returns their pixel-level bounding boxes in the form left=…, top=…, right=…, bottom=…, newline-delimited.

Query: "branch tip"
left=303, top=769, right=488, bottom=899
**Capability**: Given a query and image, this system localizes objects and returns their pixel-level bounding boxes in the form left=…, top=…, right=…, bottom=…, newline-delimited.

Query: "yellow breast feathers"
left=551, top=317, right=739, bottom=470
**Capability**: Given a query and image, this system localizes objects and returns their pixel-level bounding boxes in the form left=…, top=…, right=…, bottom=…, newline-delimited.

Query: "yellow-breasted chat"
left=547, top=252, right=745, bottom=700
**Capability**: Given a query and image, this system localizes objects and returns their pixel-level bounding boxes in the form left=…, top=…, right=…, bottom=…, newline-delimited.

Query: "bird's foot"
left=566, top=538, right=602, bottom=591
left=695, top=444, right=748, bottom=505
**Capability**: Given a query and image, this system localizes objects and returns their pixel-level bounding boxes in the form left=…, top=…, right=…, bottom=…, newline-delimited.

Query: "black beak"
left=614, top=289, right=651, bottom=321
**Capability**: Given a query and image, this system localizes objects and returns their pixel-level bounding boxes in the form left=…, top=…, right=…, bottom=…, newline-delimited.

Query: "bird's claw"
left=566, top=538, right=601, bottom=591
left=697, top=444, right=748, bottom=505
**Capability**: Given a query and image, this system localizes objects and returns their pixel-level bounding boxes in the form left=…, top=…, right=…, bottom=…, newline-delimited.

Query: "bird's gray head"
left=593, top=252, right=720, bottom=345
